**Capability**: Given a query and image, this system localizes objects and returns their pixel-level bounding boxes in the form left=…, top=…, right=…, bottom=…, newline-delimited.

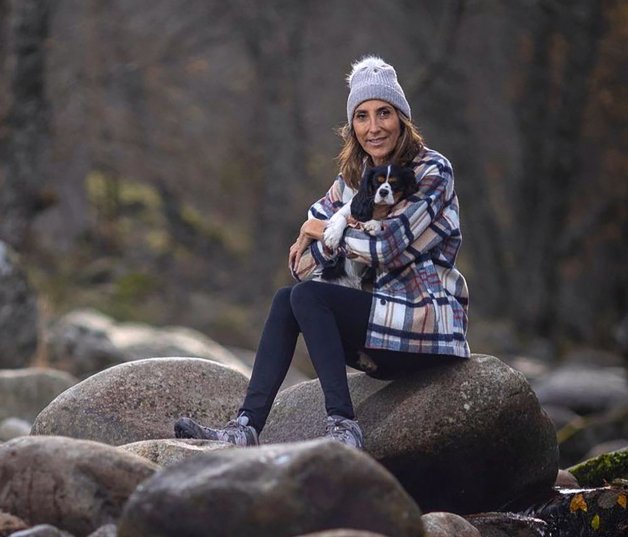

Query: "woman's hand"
left=299, top=219, right=326, bottom=241
left=288, top=219, right=327, bottom=271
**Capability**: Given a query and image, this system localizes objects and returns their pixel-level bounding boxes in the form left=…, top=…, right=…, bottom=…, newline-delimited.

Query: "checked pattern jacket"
left=292, top=147, right=470, bottom=357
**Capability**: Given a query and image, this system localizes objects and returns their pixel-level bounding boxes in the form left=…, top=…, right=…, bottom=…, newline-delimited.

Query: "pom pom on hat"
left=346, top=55, right=411, bottom=124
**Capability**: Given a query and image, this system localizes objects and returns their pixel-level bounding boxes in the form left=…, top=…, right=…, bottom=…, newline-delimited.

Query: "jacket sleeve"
left=291, top=177, right=345, bottom=281
left=341, top=162, right=458, bottom=269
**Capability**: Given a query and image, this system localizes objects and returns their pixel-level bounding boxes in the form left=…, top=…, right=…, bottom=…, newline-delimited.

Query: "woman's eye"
left=379, top=109, right=391, bottom=118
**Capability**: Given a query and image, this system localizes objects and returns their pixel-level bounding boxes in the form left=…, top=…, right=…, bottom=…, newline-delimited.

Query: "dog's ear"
left=401, top=167, right=419, bottom=196
left=351, top=168, right=375, bottom=221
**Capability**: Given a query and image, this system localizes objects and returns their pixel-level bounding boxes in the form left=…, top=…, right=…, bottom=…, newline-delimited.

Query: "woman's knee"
left=290, top=280, right=323, bottom=313
left=267, top=286, right=294, bottom=317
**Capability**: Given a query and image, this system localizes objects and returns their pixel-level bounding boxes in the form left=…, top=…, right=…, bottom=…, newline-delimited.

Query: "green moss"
left=568, top=448, right=628, bottom=487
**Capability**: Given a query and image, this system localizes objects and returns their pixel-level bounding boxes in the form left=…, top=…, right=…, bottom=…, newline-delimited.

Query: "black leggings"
left=239, top=280, right=459, bottom=432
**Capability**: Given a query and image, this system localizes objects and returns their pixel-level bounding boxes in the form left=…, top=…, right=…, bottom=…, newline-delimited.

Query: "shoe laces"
left=324, top=415, right=364, bottom=449
left=225, top=415, right=249, bottom=431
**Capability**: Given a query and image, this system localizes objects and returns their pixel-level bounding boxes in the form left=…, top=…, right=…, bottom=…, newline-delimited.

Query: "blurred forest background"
left=0, top=0, right=626, bottom=360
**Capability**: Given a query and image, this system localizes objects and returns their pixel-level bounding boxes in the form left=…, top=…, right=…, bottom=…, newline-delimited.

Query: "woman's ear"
left=351, top=168, right=375, bottom=221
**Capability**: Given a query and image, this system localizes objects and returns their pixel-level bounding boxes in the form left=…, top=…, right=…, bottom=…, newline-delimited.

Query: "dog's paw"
left=323, top=217, right=346, bottom=250
left=363, top=219, right=382, bottom=235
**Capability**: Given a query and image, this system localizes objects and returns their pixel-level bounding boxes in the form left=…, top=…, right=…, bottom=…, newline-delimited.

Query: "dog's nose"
left=380, top=187, right=389, bottom=195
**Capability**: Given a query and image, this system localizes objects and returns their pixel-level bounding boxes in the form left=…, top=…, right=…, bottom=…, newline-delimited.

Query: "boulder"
left=421, top=512, right=480, bottom=537
left=532, top=365, right=628, bottom=415
left=9, top=525, right=74, bottom=537
left=0, top=241, right=39, bottom=368
left=0, top=436, right=156, bottom=537
left=118, top=439, right=423, bottom=537
left=0, top=368, right=77, bottom=422
left=0, top=510, right=29, bottom=536
left=262, top=354, right=558, bottom=514
left=554, top=469, right=579, bottom=488
left=0, top=417, right=32, bottom=441
left=298, top=529, right=388, bottom=537
left=86, top=525, right=116, bottom=537
left=119, top=438, right=234, bottom=466
left=465, top=513, right=547, bottom=537
left=44, top=310, right=125, bottom=378
left=31, top=357, right=249, bottom=446
left=45, top=309, right=251, bottom=378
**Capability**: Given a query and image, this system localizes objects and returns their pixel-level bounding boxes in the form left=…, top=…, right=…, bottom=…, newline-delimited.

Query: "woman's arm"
left=288, top=219, right=326, bottom=272
left=289, top=177, right=346, bottom=280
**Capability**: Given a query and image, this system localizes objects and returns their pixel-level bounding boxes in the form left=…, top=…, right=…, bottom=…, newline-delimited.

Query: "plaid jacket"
left=292, top=147, right=470, bottom=357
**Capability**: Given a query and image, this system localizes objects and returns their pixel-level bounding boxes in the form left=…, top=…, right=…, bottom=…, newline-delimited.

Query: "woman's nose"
left=367, top=116, right=381, bottom=132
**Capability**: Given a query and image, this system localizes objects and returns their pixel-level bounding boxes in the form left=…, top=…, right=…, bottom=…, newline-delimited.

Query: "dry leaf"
left=570, top=493, right=588, bottom=513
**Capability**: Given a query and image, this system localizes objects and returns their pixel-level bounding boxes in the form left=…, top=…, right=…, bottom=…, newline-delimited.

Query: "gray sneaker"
left=174, top=414, right=259, bottom=447
left=325, top=415, right=364, bottom=449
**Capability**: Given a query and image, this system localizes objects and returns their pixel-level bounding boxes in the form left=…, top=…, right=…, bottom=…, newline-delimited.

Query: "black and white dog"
left=319, top=164, right=418, bottom=288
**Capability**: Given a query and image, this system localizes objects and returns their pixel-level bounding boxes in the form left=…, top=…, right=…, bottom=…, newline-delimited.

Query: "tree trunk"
left=235, top=0, right=312, bottom=297
left=0, top=0, right=51, bottom=251
left=513, top=0, right=604, bottom=339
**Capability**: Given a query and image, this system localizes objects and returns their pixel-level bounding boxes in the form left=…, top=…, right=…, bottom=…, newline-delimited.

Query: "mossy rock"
left=568, top=448, right=628, bottom=487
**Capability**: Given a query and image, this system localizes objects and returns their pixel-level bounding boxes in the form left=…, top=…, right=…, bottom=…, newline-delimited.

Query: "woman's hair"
left=336, top=111, right=425, bottom=190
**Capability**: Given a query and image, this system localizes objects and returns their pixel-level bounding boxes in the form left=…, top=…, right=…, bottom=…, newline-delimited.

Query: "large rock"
left=45, top=309, right=251, bottom=378
left=44, top=310, right=125, bottom=378
left=119, top=438, right=234, bottom=466
left=465, top=513, right=548, bottom=537
left=0, top=436, right=157, bottom=537
left=421, top=512, right=480, bottom=537
left=298, top=529, right=388, bottom=537
left=262, top=354, right=558, bottom=514
left=86, top=525, right=116, bottom=537
left=10, top=525, right=74, bottom=537
left=118, top=439, right=424, bottom=537
left=31, top=357, right=249, bottom=445
left=0, top=418, right=32, bottom=441
left=0, top=242, right=39, bottom=368
left=0, top=510, right=29, bottom=536
left=532, top=365, right=628, bottom=415
left=0, top=368, right=78, bottom=422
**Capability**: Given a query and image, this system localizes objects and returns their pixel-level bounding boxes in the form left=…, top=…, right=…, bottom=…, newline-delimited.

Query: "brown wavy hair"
left=336, top=112, right=425, bottom=190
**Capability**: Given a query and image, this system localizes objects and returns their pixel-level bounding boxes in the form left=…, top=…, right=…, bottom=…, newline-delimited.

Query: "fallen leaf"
left=618, top=494, right=627, bottom=509
left=570, top=493, right=588, bottom=513
left=591, top=513, right=600, bottom=530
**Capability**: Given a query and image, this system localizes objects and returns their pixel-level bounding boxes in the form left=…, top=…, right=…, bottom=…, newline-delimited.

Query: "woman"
left=175, top=56, right=470, bottom=449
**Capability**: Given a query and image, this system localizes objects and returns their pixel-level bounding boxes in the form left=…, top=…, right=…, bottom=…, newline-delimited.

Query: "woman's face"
left=352, top=100, right=401, bottom=165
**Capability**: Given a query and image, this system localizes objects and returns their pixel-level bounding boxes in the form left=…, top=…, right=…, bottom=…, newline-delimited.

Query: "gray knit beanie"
left=346, top=55, right=411, bottom=124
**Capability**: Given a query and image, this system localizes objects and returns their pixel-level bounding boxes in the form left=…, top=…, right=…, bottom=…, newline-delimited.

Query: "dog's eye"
left=377, top=176, right=385, bottom=183
left=389, top=177, right=398, bottom=184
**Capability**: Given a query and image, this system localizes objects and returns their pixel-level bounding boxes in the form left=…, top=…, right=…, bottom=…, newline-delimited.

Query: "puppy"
left=319, top=164, right=418, bottom=288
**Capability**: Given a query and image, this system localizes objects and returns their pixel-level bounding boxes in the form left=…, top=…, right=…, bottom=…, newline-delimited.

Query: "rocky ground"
left=0, top=241, right=627, bottom=537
